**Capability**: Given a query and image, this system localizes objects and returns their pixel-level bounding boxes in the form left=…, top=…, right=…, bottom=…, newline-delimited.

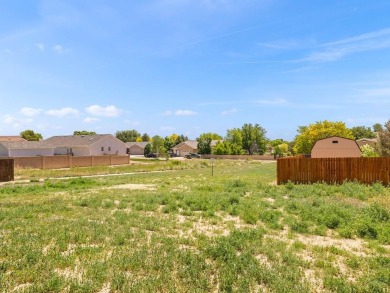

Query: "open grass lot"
left=1, top=159, right=389, bottom=292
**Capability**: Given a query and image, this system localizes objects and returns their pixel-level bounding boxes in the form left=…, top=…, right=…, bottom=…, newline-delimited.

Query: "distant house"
left=172, top=140, right=222, bottom=156
left=126, top=142, right=150, bottom=155
left=45, top=134, right=127, bottom=156
left=0, top=141, right=55, bottom=157
left=172, top=140, right=198, bottom=157
left=356, top=138, right=377, bottom=148
left=0, top=136, right=26, bottom=142
left=311, top=136, right=361, bottom=158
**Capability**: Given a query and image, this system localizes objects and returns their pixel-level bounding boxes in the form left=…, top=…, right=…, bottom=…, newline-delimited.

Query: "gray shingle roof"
left=126, top=142, right=150, bottom=148
left=0, top=136, right=27, bottom=142
left=45, top=134, right=113, bottom=147
left=0, top=141, right=55, bottom=149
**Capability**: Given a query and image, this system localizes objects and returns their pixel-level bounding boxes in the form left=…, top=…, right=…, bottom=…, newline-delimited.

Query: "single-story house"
left=45, top=134, right=128, bottom=156
left=0, top=136, right=26, bottom=142
left=0, top=141, right=55, bottom=157
left=356, top=138, right=377, bottom=148
left=126, top=142, right=150, bottom=155
left=172, top=140, right=222, bottom=157
left=172, top=140, right=198, bottom=157
left=311, top=136, right=361, bottom=158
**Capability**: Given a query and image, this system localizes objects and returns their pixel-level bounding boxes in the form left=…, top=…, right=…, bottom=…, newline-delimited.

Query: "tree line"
left=17, top=119, right=390, bottom=157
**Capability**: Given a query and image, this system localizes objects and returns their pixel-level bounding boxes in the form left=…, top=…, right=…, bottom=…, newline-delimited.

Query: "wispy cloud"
left=86, top=105, right=123, bottom=117
left=163, top=109, right=198, bottom=116
left=35, top=43, right=45, bottom=52
left=160, top=126, right=175, bottom=131
left=46, top=107, right=79, bottom=117
left=53, top=44, right=67, bottom=54
left=221, top=108, right=237, bottom=115
left=20, top=107, right=43, bottom=117
left=3, top=115, right=32, bottom=127
left=175, top=110, right=197, bottom=116
left=83, top=117, right=99, bottom=123
left=124, top=120, right=141, bottom=126
left=302, top=27, right=390, bottom=63
left=255, top=98, right=288, bottom=105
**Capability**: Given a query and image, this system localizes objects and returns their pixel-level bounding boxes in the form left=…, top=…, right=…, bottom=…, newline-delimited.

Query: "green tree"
left=197, top=133, right=222, bottom=154
left=20, top=129, right=43, bottom=141
left=73, top=130, right=97, bottom=135
left=293, top=120, right=354, bottom=155
left=373, top=123, right=383, bottom=133
left=360, top=144, right=379, bottom=157
left=115, top=129, right=141, bottom=142
left=350, top=126, right=375, bottom=140
left=141, top=133, right=151, bottom=142
left=241, top=123, right=267, bottom=155
left=144, top=143, right=151, bottom=156
left=151, top=135, right=166, bottom=157
left=377, top=120, right=390, bottom=157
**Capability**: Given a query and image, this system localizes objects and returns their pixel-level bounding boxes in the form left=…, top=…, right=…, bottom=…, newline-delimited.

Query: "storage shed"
left=311, top=136, right=361, bottom=158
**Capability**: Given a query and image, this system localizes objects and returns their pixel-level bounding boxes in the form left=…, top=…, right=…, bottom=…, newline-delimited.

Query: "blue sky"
left=1, top=0, right=390, bottom=140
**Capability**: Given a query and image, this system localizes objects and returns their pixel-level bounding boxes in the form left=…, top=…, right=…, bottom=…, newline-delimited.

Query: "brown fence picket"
left=277, top=157, right=390, bottom=185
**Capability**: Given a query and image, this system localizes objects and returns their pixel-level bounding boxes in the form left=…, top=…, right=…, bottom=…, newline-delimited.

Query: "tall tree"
left=141, top=133, right=151, bottom=142
left=350, top=126, right=375, bottom=140
left=293, top=120, right=354, bottom=154
left=241, top=123, right=267, bottom=155
left=151, top=135, right=166, bottom=156
left=373, top=123, right=384, bottom=133
left=115, top=129, right=141, bottom=142
left=73, top=130, right=97, bottom=135
left=377, top=120, right=390, bottom=156
left=20, top=129, right=43, bottom=141
left=196, top=133, right=222, bottom=154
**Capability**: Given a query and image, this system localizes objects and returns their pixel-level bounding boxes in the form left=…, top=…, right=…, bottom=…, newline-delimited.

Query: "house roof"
left=0, top=141, right=55, bottom=150
left=45, top=134, right=114, bottom=147
left=126, top=142, right=150, bottom=148
left=0, top=136, right=27, bottom=142
left=173, top=140, right=198, bottom=150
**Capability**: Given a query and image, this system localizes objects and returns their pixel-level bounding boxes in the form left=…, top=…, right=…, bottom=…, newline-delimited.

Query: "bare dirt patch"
left=106, top=183, right=156, bottom=191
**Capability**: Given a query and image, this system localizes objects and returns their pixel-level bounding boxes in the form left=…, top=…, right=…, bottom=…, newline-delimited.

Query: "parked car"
left=185, top=152, right=201, bottom=159
left=145, top=153, right=157, bottom=158
left=169, top=152, right=178, bottom=157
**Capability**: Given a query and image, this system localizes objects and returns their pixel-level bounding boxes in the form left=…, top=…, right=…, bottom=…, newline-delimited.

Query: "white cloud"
left=303, top=27, right=390, bottom=63
left=162, top=110, right=173, bottom=116
left=83, top=117, right=99, bottom=123
left=86, top=105, right=123, bottom=117
left=3, top=115, right=32, bottom=127
left=20, top=107, right=43, bottom=117
left=160, top=126, right=175, bottom=131
left=46, top=107, right=79, bottom=117
left=256, top=98, right=288, bottom=105
left=35, top=43, right=45, bottom=51
left=53, top=44, right=66, bottom=54
left=175, top=109, right=197, bottom=116
left=124, top=120, right=141, bottom=126
left=221, top=108, right=237, bottom=115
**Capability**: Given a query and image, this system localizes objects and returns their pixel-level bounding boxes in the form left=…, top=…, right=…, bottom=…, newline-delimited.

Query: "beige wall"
left=10, top=148, right=54, bottom=157
left=90, top=136, right=127, bottom=156
left=13, top=155, right=130, bottom=169
left=202, top=154, right=275, bottom=160
left=176, top=145, right=197, bottom=157
left=129, top=145, right=144, bottom=155
left=311, top=137, right=361, bottom=158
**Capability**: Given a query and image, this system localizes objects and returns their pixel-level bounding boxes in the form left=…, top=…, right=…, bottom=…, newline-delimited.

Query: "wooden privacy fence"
left=0, top=159, right=14, bottom=182
left=11, top=155, right=130, bottom=170
left=277, top=157, right=390, bottom=185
